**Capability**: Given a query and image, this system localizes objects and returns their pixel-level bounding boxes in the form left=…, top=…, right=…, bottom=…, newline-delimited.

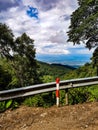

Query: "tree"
left=12, top=33, right=40, bottom=86
left=0, top=23, right=41, bottom=87
left=67, top=0, right=98, bottom=49
left=91, top=47, right=98, bottom=75
left=0, top=23, right=14, bottom=58
left=14, top=33, right=35, bottom=63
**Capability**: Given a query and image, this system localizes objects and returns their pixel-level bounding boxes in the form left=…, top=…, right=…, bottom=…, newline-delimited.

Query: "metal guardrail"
left=0, top=76, right=98, bottom=101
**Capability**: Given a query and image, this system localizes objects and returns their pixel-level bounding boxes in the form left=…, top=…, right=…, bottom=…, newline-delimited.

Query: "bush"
left=23, top=92, right=56, bottom=107
left=68, top=87, right=91, bottom=105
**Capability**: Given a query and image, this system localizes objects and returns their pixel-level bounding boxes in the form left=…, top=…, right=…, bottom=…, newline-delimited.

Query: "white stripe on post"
left=56, top=78, right=60, bottom=107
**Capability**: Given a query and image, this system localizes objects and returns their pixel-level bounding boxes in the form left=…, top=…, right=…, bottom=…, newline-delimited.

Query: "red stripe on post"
left=56, top=78, right=60, bottom=84
left=56, top=90, right=59, bottom=97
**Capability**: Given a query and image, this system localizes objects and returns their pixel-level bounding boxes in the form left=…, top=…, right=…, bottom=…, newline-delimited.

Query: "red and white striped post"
left=56, top=78, right=60, bottom=107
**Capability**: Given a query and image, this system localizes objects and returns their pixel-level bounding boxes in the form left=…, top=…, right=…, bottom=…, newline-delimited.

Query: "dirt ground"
left=0, top=102, right=98, bottom=130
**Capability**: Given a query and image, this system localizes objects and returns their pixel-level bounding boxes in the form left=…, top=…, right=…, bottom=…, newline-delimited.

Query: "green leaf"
left=6, top=100, right=12, bottom=109
left=87, top=0, right=93, bottom=4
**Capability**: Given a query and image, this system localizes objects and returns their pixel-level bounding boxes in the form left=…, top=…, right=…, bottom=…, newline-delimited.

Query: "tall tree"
left=0, top=23, right=14, bottom=58
left=67, top=0, right=98, bottom=49
left=0, top=23, right=40, bottom=87
left=15, top=33, right=35, bottom=64
left=12, top=33, right=40, bottom=86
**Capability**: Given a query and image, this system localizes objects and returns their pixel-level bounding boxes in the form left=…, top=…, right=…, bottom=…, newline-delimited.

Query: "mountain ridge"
left=37, top=61, right=77, bottom=80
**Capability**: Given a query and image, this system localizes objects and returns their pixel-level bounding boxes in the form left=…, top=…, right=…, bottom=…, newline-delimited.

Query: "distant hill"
left=51, top=63, right=76, bottom=70
left=37, top=61, right=76, bottom=79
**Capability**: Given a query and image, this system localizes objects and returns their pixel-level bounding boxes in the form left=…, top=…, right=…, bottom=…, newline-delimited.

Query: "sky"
left=0, top=0, right=94, bottom=66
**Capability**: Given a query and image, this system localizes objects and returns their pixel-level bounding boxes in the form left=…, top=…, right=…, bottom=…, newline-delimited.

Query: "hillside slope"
left=38, top=61, right=76, bottom=80
left=0, top=102, right=98, bottom=130
left=63, top=62, right=97, bottom=80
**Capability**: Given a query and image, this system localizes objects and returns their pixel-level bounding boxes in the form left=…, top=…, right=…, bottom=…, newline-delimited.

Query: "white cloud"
left=36, top=42, right=70, bottom=55
left=75, top=48, right=94, bottom=55
left=48, top=31, right=67, bottom=44
left=0, top=0, right=92, bottom=58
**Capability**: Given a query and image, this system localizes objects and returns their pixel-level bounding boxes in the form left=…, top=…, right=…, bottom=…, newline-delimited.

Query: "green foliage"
left=15, top=33, right=35, bottom=64
left=0, top=23, right=41, bottom=88
left=59, top=90, right=66, bottom=105
left=88, top=85, right=98, bottom=101
left=0, top=63, right=12, bottom=90
left=91, top=47, right=98, bottom=75
left=41, top=92, right=55, bottom=107
left=5, top=100, right=13, bottom=109
left=68, top=0, right=98, bottom=49
left=41, top=75, right=54, bottom=83
left=38, top=61, right=75, bottom=81
left=63, top=62, right=96, bottom=80
left=0, top=23, right=14, bottom=59
left=63, top=61, right=98, bottom=104
left=0, top=101, right=6, bottom=112
left=23, top=95, right=44, bottom=107
left=11, top=33, right=40, bottom=86
left=23, top=92, right=55, bottom=107
left=68, top=87, right=91, bottom=104
left=11, top=100, right=19, bottom=109
left=0, top=100, right=19, bottom=112
left=0, top=58, right=20, bottom=90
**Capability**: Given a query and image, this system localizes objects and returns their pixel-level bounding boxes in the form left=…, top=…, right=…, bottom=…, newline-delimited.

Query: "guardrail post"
left=65, top=88, right=68, bottom=105
left=56, top=78, right=60, bottom=107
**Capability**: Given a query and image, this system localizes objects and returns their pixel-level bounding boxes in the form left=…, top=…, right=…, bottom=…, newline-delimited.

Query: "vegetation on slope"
left=63, top=62, right=98, bottom=105
left=63, top=62, right=96, bottom=80
left=37, top=61, right=75, bottom=82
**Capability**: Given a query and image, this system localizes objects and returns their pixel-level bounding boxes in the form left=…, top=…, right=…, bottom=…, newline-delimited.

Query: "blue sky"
left=0, top=0, right=94, bottom=66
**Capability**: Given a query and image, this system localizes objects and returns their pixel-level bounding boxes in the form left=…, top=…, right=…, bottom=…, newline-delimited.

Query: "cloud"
left=30, top=0, right=60, bottom=11
left=59, top=15, right=70, bottom=21
left=48, top=31, right=67, bottom=44
left=36, top=43, right=70, bottom=55
left=0, top=0, right=93, bottom=65
left=75, top=48, right=94, bottom=55
left=0, top=0, right=19, bottom=11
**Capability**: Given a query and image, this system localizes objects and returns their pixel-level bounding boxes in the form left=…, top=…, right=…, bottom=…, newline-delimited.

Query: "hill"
left=38, top=61, right=76, bottom=80
left=51, top=63, right=76, bottom=70
left=0, top=101, right=98, bottom=130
